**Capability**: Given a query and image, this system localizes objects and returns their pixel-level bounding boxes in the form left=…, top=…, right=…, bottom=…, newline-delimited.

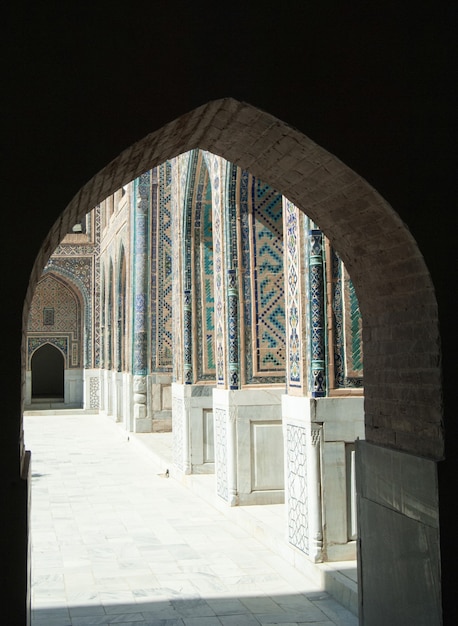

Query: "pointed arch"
left=24, top=98, right=444, bottom=624
left=182, top=150, right=215, bottom=383
left=29, top=98, right=438, bottom=457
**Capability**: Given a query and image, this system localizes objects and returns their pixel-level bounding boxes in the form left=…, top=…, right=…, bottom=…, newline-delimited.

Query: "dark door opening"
left=31, top=343, right=64, bottom=399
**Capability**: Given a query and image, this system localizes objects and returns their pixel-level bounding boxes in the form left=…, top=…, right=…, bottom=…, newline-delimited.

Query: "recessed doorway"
left=31, top=343, right=64, bottom=400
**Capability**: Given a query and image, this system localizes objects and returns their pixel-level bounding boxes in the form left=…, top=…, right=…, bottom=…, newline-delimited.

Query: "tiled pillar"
left=183, top=289, right=193, bottom=384
left=308, top=229, right=326, bottom=398
left=227, top=269, right=239, bottom=390
left=132, top=172, right=151, bottom=431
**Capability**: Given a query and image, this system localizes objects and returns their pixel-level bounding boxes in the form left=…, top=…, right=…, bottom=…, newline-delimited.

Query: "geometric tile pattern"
left=331, top=248, right=363, bottom=388
left=43, top=257, right=93, bottom=367
left=180, top=151, right=216, bottom=383
left=115, top=246, right=127, bottom=372
left=284, top=199, right=302, bottom=389
left=182, top=152, right=199, bottom=383
left=308, top=230, right=326, bottom=397
left=286, top=423, right=309, bottom=555
left=241, top=175, right=286, bottom=383
left=107, top=261, right=114, bottom=370
left=27, top=273, right=82, bottom=368
left=28, top=336, right=68, bottom=362
left=89, top=375, right=100, bottom=409
left=208, top=153, right=226, bottom=386
left=93, top=205, right=102, bottom=367
left=227, top=268, right=239, bottom=389
left=100, top=266, right=106, bottom=370
left=195, top=161, right=216, bottom=379
left=171, top=156, right=185, bottom=383
left=346, top=269, right=364, bottom=375
left=224, top=163, right=240, bottom=389
left=151, top=162, right=173, bottom=371
left=46, top=206, right=98, bottom=369
left=28, top=274, right=79, bottom=335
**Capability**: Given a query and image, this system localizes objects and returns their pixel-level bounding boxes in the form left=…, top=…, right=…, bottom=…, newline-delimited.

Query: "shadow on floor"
left=32, top=591, right=358, bottom=625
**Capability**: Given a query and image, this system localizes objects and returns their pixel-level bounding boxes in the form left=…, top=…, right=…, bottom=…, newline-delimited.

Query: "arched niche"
left=31, top=343, right=64, bottom=400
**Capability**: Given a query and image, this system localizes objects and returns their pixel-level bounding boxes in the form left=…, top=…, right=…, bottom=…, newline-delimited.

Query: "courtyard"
left=25, top=411, right=357, bottom=626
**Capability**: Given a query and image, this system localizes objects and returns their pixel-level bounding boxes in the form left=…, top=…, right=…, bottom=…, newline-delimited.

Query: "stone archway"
left=24, top=98, right=443, bottom=624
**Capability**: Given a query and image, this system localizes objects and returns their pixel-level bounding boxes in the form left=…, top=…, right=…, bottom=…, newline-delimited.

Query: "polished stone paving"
left=24, top=412, right=358, bottom=626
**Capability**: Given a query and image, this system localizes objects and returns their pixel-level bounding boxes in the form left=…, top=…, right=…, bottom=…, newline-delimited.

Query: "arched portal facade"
left=20, top=100, right=443, bottom=625
left=25, top=271, right=85, bottom=408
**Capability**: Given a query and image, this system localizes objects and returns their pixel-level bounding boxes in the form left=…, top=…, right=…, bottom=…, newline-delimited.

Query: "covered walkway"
left=24, top=411, right=357, bottom=626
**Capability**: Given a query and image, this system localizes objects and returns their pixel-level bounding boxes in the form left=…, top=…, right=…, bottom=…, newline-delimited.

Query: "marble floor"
left=24, top=412, right=358, bottom=626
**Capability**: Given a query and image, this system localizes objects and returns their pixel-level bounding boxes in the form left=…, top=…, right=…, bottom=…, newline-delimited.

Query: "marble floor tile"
left=25, top=413, right=358, bottom=626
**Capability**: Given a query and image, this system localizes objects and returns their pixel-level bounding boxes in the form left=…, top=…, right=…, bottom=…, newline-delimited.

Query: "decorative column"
left=308, top=425, right=323, bottom=560
left=308, top=229, right=326, bottom=397
left=132, top=172, right=150, bottom=429
left=284, top=199, right=304, bottom=392
left=210, top=155, right=226, bottom=388
left=227, top=269, right=239, bottom=389
left=183, top=289, right=193, bottom=384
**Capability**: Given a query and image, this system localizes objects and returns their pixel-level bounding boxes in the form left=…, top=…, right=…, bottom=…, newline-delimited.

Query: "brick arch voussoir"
left=25, top=97, right=443, bottom=459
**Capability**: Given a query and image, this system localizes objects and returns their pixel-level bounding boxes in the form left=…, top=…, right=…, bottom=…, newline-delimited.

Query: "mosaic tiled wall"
left=241, top=174, right=286, bottom=384
left=330, top=248, right=364, bottom=388
left=100, top=266, right=106, bottom=369
left=151, top=164, right=173, bottom=372
left=47, top=207, right=99, bottom=368
left=180, top=151, right=216, bottom=384
left=105, top=155, right=363, bottom=402
left=171, top=152, right=191, bottom=383
left=195, top=159, right=215, bottom=380
left=116, top=246, right=127, bottom=372
left=27, top=273, right=83, bottom=369
left=89, top=376, right=100, bottom=409
left=283, top=200, right=305, bottom=392
left=223, top=162, right=240, bottom=389
left=207, top=153, right=227, bottom=387
left=308, top=229, right=326, bottom=397
left=107, top=261, right=114, bottom=370
left=99, top=193, right=130, bottom=376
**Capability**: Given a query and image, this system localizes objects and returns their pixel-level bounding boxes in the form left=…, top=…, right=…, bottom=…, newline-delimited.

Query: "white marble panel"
left=64, top=369, right=83, bottom=405
left=316, top=397, right=364, bottom=442
left=203, top=409, right=214, bottom=463
left=214, top=387, right=284, bottom=505
left=251, top=421, right=284, bottom=491
left=162, top=384, right=172, bottom=410
left=172, top=383, right=214, bottom=474
left=322, top=441, right=348, bottom=545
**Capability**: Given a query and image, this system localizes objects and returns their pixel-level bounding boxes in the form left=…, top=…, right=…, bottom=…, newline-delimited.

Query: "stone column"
left=308, top=425, right=323, bottom=561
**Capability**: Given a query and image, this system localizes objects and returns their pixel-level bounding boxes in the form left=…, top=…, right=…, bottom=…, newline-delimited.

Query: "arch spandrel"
left=25, top=98, right=443, bottom=459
